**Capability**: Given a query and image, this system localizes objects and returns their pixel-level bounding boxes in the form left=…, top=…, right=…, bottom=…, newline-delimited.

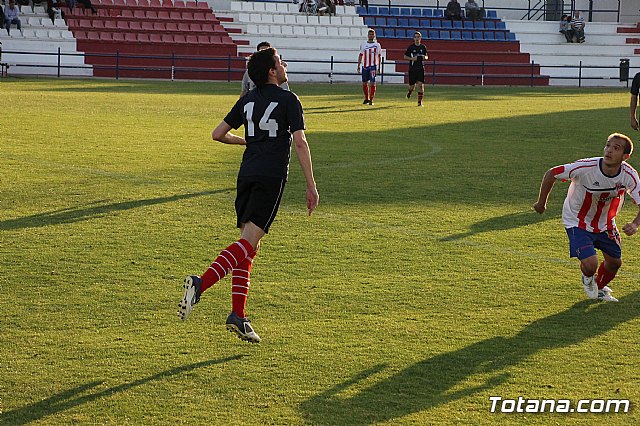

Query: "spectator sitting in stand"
left=317, top=0, right=335, bottom=16
left=47, top=0, right=64, bottom=23
left=559, top=14, right=573, bottom=42
left=464, top=0, right=484, bottom=21
left=444, top=0, right=462, bottom=21
left=570, top=10, right=586, bottom=43
left=4, top=0, right=22, bottom=36
left=78, top=0, right=97, bottom=14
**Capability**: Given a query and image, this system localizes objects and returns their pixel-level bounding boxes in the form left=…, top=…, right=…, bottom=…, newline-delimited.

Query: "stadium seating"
left=59, top=0, right=242, bottom=79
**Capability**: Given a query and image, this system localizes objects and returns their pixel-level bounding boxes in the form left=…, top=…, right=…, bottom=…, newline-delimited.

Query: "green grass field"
left=1, top=78, right=639, bottom=425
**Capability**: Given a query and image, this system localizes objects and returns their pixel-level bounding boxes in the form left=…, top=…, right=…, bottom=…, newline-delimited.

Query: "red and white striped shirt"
left=359, top=41, right=382, bottom=68
left=553, top=157, right=640, bottom=233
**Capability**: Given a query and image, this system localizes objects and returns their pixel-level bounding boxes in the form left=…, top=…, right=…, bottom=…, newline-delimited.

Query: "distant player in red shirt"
left=533, top=133, right=640, bottom=302
left=357, top=28, right=382, bottom=106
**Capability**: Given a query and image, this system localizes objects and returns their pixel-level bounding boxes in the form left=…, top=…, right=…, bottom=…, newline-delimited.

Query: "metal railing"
left=1, top=49, right=637, bottom=87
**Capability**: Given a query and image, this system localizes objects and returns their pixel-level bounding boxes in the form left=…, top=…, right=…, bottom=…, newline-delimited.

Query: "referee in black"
left=178, top=47, right=319, bottom=343
left=404, top=31, right=428, bottom=107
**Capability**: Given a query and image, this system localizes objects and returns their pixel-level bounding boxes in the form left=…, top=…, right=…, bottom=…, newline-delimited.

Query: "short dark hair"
left=256, top=41, right=271, bottom=51
left=248, top=47, right=277, bottom=87
left=609, top=133, right=634, bottom=155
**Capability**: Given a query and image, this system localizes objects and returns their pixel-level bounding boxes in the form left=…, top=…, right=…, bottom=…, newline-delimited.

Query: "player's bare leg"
left=407, top=84, right=415, bottom=99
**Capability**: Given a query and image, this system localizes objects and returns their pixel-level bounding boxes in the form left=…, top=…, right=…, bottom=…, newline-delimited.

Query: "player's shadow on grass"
left=0, top=189, right=233, bottom=231
left=0, top=356, right=243, bottom=425
left=439, top=210, right=559, bottom=242
left=300, top=292, right=640, bottom=425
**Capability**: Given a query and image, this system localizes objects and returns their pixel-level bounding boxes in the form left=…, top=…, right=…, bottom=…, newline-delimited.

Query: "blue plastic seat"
left=441, top=20, right=452, bottom=28
left=507, top=32, right=516, bottom=40
left=433, top=9, right=443, bottom=17
left=387, top=17, right=397, bottom=27
left=398, top=18, right=408, bottom=27
left=378, top=7, right=389, bottom=15
left=450, top=30, right=461, bottom=39
left=384, top=28, right=394, bottom=37
left=496, top=21, right=506, bottom=30
left=487, top=10, right=497, bottom=19
left=472, top=31, right=483, bottom=40
left=368, top=6, right=378, bottom=15
left=431, top=19, right=441, bottom=28
left=389, top=7, right=399, bottom=16
left=429, top=29, right=440, bottom=39
left=422, top=9, right=433, bottom=17
left=401, top=8, right=411, bottom=16
left=364, top=17, right=375, bottom=26
left=356, top=6, right=366, bottom=15
left=463, top=21, right=474, bottom=29
left=474, top=21, right=485, bottom=29
left=462, top=31, right=472, bottom=40
left=439, top=30, right=450, bottom=39
left=485, top=21, right=495, bottom=29
left=483, top=31, right=495, bottom=40
left=453, top=20, right=463, bottom=28
left=396, top=29, right=406, bottom=38
left=419, top=18, right=430, bottom=28
left=375, top=17, right=386, bottom=26
left=411, top=8, right=422, bottom=17
left=420, top=29, right=428, bottom=38
left=495, top=31, right=506, bottom=41
left=408, top=18, right=418, bottom=28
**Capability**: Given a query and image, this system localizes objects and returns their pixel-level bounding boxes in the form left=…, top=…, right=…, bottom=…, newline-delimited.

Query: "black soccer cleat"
left=362, top=99, right=369, bottom=104
left=225, top=311, right=261, bottom=343
left=178, top=275, right=202, bottom=320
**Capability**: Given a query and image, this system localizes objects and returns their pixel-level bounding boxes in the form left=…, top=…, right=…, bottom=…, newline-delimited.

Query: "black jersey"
left=405, top=43, right=427, bottom=70
left=224, top=84, right=305, bottom=180
left=631, top=72, right=640, bottom=96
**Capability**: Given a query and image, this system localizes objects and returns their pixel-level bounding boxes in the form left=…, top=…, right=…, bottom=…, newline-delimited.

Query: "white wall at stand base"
left=0, top=37, right=93, bottom=77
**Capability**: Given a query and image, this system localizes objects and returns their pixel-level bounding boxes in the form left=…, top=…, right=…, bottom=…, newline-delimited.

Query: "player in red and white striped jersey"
left=533, top=133, right=640, bottom=302
left=357, top=28, right=382, bottom=106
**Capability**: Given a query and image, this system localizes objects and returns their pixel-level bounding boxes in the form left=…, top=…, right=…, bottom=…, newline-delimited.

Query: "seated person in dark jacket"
left=445, top=0, right=462, bottom=20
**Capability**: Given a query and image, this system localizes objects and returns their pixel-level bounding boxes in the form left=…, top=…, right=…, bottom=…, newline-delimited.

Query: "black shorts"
left=408, top=67, right=425, bottom=85
left=235, top=176, right=286, bottom=233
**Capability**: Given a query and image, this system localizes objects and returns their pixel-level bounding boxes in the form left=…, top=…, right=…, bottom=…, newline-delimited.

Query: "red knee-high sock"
left=362, top=83, right=369, bottom=100
left=201, top=239, right=253, bottom=293
left=596, top=261, right=617, bottom=289
left=232, top=251, right=255, bottom=318
left=417, top=92, right=424, bottom=104
left=369, top=84, right=376, bottom=100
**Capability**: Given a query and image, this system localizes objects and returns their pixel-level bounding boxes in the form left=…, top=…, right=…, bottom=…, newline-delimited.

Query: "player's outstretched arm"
left=622, top=207, right=640, bottom=236
left=630, top=94, right=639, bottom=131
left=212, top=121, right=246, bottom=145
left=292, top=130, right=319, bottom=216
left=533, top=169, right=556, bottom=214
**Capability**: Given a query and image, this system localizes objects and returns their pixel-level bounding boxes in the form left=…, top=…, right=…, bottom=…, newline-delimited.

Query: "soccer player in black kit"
left=177, top=48, right=319, bottom=343
left=404, top=31, right=428, bottom=107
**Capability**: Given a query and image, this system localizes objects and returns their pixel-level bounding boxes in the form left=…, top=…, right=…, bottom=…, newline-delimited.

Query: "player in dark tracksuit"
left=404, top=31, right=429, bottom=107
left=630, top=72, right=640, bottom=131
left=178, top=48, right=319, bottom=343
